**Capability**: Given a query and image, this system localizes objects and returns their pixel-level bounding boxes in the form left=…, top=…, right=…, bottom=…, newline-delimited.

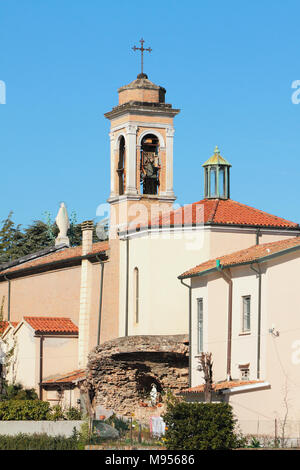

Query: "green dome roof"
left=202, top=146, right=231, bottom=167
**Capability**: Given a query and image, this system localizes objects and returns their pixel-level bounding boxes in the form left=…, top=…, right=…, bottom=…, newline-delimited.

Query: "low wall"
left=0, top=420, right=83, bottom=437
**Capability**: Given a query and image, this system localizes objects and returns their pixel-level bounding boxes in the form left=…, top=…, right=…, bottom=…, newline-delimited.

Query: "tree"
left=0, top=211, right=103, bottom=264
left=197, top=352, right=213, bottom=403
left=0, top=213, right=24, bottom=264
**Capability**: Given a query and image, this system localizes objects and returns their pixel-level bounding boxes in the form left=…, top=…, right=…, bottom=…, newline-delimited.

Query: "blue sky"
left=1, top=0, right=300, bottom=227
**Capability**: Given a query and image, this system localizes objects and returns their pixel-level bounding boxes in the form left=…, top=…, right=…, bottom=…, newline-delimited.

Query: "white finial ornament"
left=55, top=202, right=70, bottom=247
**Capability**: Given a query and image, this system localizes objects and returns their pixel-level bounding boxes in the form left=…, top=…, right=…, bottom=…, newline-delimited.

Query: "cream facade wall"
left=118, top=226, right=299, bottom=338
left=0, top=266, right=81, bottom=324
left=13, top=323, right=37, bottom=389
left=189, top=250, right=300, bottom=437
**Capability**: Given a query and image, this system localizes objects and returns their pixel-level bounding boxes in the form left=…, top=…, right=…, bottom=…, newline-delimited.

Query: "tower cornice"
left=104, top=101, right=180, bottom=120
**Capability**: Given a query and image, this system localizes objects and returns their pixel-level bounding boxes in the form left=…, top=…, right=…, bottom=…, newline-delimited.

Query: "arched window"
left=133, top=267, right=139, bottom=323
left=117, top=136, right=126, bottom=195
left=140, top=134, right=160, bottom=195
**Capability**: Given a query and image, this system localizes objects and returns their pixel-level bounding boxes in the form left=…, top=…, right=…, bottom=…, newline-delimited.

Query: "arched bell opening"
left=117, top=136, right=126, bottom=195
left=140, top=134, right=160, bottom=195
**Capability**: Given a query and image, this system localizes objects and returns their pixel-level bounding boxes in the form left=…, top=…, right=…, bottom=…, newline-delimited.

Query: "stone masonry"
left=82, top=335, right=189, bottom=423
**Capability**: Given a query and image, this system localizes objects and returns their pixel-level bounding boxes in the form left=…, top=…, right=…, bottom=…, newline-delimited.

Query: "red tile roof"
left=0, top=321, right=18, bottom=335
left=129, top=198, right=299, bottom=232
left=0, top=321, right=9, bottom=335
left=180, top=236, right=300, bottom=279
left=181, top=380, right=264, bottom=394
left=42, top=369, right=85, bottom=384
left=0, top=241, right=109, bottom=276
left=24, top=316, right=78, bottom=335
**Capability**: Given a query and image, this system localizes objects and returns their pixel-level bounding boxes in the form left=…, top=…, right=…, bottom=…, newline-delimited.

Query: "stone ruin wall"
left=82, top=335, right=189, bottom=423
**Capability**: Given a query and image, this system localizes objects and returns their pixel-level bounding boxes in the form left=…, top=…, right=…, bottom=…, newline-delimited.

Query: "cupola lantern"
left=202, top=146, right=231, bottom=199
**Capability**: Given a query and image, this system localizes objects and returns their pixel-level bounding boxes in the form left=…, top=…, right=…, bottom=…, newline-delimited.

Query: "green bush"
left=65, top=407, right=82, bottom=420
left=0, top=433, right=79, bottom=450
left=0, top=400, right=51, bottom=421
left=163, top=401, right=245, bottom=450
left=105, top=413, right=129, bottom=436
left=0, top=382, right=38, bottom=401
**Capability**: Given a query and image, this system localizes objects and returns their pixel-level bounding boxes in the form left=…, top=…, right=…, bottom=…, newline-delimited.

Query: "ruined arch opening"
left=135, top=372, right=162, bottom=398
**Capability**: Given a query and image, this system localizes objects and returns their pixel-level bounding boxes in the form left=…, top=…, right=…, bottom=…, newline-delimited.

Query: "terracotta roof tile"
left=181, top=380, right=264, bottom=394
left=0, top=321, right=19, bottom=335
left=24, top=316, right=78, bottom=335
left=0, top=241, right=109, bottom=276
left=131, top=199, right=299, bottom=232
left=42, top=369, right=85, bottom=384
left=0, top=321, right=9, bottom=335
left=180, top=236, right=300, bottom=278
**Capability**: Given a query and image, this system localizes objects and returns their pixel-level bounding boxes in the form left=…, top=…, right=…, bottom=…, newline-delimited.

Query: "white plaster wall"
left=13, top=324, right=37, bottom=389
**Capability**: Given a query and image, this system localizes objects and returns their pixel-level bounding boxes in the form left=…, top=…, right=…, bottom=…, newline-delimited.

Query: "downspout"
left=95, top=256, right=105, bottom=346
left=256, top=228, right=261, bottom=246
left=250, top=263, right=262, bottom=379
left=216, top=260, right=232, bottom=381
left=39, top=336, right=44, bottom=400
left=180, top=279, right=192, bottom=388
left=125, top=236, right=129, bottom=337
left=4, top=275, right=11, bottom=321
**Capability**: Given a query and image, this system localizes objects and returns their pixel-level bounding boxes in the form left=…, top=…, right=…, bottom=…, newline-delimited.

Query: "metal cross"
left=132, top=38, right=152, bottom=75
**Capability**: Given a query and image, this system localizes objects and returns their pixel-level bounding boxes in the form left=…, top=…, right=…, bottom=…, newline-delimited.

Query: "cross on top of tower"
left=132, top=38, right=152, bottom=78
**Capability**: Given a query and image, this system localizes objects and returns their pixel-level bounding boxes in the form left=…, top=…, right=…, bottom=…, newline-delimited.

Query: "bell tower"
left=104, top=45, right=180, bottom=230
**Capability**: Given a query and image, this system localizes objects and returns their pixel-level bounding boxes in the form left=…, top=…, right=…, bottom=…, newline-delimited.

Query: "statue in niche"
left=150, top=383, right=158, bottom=406
left=141, top=153, right=160, bottom=195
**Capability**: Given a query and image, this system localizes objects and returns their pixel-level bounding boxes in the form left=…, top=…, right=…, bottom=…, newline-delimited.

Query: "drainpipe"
left=96, top=256, right=105, bottom=346
left=180, top=279, right=192, bottom=388
left=216, top=260, right=232, bottom=381
left=256, top=228, right=261, bottom=245
left=39, top=336, right=44, bottom=400
left=125, top=236, right=129, bottom=337
left=4, top=275, right=11, bottom=321
left=250, top=263, right=262, bottom=379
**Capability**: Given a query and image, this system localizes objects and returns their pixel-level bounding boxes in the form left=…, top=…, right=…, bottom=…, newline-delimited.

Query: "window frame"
left=197, top=298, right=204, bottom=353
left=242, top=295, right=251, bottom=333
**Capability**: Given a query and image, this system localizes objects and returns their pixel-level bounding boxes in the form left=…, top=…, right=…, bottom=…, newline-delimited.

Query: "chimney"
left=81, top=220, right=94, bottom=255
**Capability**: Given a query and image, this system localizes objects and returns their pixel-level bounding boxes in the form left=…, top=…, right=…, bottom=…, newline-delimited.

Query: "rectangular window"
left=197, top=298, right=203, bottom=353
left=242, top=295, right=251, bottom=332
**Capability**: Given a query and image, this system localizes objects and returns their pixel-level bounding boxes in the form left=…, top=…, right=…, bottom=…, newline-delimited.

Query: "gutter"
left=221, top=381, right=270, bottom=394
left=250, top=263, right=262, bottom=379
left=39, top=336, right=44, bottom=400
left=180, top=279, right=192, bottom=388
left=216, top=260, right=232, bottom=381
left=0, top=252, right=108, bottom=282
left=3, top=275, right=11, bottom=321
left=179, top=242, right=300, bottom=281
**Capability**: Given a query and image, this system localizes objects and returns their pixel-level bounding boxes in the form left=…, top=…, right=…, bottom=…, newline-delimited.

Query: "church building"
left=0, top=65, right=299, bottom=410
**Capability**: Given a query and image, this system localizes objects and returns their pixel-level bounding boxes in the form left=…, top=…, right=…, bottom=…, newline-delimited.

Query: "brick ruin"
left=81, top=335, right=189, bottom=423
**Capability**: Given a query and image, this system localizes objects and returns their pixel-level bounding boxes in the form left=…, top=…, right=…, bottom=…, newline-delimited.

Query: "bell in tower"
left=104, top=39, right=180, bottom=227
left=203, top=146, right=231, bottom=199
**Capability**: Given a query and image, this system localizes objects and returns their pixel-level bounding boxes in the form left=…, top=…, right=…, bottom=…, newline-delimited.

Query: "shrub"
left=0, top=433, right=79, bottom=450
left=105, top=414, right=129, bottom=436
left=0, top=400, right=51, bottom=421
left=47, top=404, right=65, bottom=421
left=163, top=401, right=245, bottom=450
left=65, top=407, right=82, bottom=420
left=0, top=382, right=38, bottom=401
